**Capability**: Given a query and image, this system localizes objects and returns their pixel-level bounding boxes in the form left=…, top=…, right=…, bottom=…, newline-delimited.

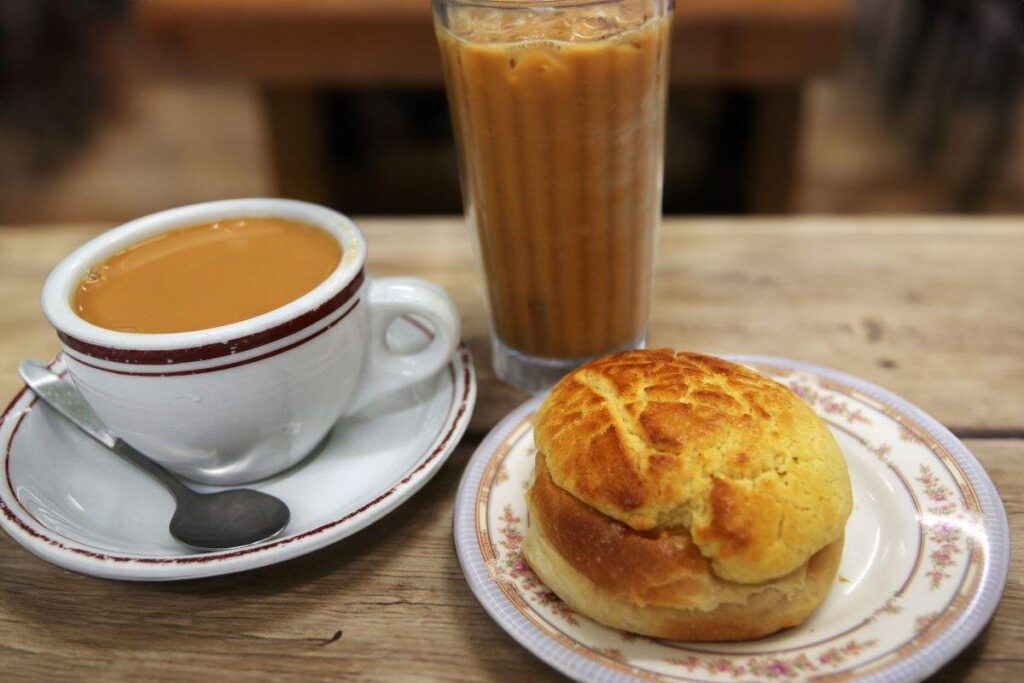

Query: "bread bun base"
left=522, top=511, right=844, bottom=642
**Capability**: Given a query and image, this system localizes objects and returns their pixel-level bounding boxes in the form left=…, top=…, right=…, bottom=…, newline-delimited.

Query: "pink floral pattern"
left=899, top=424, right=922, bottom=443
left=747, top=653, right=818, bottom=678
left=815, top=639, right=879, bottom=667
left=494, top=505, right=579, bottom=626
left=917, top=465, right=965, bottom=590
left=871, top=598, right=904, bottom=619
left=787, top=380, right=871, bottom=425
left=918, top=464, right=959, bottom=516
left=668, top=640, right=878, bottom=679
left=868, top=440, right=894, bottom=466
left=915, top=611, right=941, bottom=633
left=479, top=366, right=980, bottom=682
left=924, top=522, right=963, bottom=590
left=667, top=657, right=747, bottom=676
left=490, top=498, right=897, bottom=675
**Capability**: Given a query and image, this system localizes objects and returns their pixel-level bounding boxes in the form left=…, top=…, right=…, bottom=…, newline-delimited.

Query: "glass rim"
left=433, top=0, right=629, bottom=11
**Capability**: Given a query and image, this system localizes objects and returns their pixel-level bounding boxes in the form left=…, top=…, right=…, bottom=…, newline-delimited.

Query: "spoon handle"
left=18, top=360, right=194, bottom=502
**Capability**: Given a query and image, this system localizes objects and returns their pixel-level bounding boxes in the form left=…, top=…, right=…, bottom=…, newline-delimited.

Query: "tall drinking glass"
left=433, top=0, right=672, bottom=392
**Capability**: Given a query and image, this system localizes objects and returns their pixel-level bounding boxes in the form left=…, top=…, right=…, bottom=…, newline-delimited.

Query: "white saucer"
left=454, top=355, right=1009, bottom=683
left=0, top=318, right=476, bottom=581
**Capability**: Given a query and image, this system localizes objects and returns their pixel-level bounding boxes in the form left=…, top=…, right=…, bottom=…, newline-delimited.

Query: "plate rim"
left=453, top=354, right=1010, bottom=683
left=0, top=342, right=476, bottom=581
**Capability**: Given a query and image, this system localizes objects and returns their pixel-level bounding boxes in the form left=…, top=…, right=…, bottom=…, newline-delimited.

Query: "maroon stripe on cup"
left=57, top=268, right=366, bottom=365
left=64, top=298, right=360, bottom=377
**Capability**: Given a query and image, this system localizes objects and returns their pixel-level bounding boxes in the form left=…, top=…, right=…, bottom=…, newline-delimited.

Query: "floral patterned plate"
left=453, top=355, right=1009, bottom=683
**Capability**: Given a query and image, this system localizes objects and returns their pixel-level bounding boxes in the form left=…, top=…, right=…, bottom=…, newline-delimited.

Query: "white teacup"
left=41, top=199, right=460, bottom=485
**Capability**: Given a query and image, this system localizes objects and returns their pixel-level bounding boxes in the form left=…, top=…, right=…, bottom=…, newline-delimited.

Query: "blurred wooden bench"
left=136, top=0, right=850, bottom=212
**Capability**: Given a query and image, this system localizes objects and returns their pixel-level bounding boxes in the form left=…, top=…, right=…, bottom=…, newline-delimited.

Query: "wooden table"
left=135, top=0, right=851, bottom=212
left=0, top=217, right=1020, bottom=680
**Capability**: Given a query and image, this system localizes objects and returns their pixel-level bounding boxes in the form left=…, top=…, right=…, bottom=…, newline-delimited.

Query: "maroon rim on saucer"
left=0, top=343, right=474, bottom=570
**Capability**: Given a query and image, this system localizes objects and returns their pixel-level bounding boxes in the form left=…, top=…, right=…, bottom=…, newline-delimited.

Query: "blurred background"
left=1, top=0, right=1021, bottom=225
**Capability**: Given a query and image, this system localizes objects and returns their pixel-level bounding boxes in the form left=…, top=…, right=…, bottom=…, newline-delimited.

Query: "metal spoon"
left=19, top=360, right=290, bottom=551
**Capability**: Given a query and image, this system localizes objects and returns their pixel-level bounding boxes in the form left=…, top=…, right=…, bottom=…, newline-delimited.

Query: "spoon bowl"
left=19, top=359, right=292, bottom=551
left=170, top=488, right=290, bottom=550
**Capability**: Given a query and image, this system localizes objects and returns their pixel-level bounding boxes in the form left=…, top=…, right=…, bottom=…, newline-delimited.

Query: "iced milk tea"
left=435, top=0, right=672, bottom=390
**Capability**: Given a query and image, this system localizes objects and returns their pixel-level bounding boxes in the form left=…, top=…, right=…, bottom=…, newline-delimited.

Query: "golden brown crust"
left=526, top=452, right=843, bottom=616
left=534, top=350, right=853, bottom=583
left=527, top=452, right=709, bottom=606
left=522, top=496, right=845, bottom=641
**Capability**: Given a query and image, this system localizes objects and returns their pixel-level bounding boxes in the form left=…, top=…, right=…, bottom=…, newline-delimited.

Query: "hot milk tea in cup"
left=41, top=199, right=460, bottom=485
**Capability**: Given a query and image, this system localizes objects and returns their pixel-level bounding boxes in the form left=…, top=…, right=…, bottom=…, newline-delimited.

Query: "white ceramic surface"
left=0, top=319, right=476, bottom=581
left=454, top=356, right=1009, bottom=683
left=40, top=199, right=460, bottom=485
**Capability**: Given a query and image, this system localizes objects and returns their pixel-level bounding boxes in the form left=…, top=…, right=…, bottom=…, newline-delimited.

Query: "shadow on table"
left=925, top=621, right=992, bottom=681
left=442, top=540, right=564, bottom=681
left=0, top=445, right=465, bottom=641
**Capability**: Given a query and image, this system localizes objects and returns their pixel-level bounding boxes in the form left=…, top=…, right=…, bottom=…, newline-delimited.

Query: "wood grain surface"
left=0, top=217, right=1020, bottom=681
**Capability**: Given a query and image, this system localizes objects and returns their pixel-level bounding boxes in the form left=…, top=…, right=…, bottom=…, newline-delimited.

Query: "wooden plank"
left=134, top=0, right=850, bottom=86
left=0, top=217, right=1019, bottom=680
left=360, top=217, right=1024, bottom=433
left=650, top=219, right=1024, bottom=435
left=0, top=436, right=1017, bottom=681
left=0, top=442, right=562, bottom=683
left=1, top=218, right=1022, bottom=434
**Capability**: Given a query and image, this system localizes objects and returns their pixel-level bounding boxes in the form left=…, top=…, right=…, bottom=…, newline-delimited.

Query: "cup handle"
left=346, top=276, right=460, bottom=415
